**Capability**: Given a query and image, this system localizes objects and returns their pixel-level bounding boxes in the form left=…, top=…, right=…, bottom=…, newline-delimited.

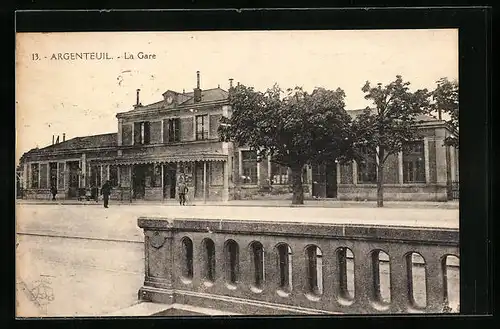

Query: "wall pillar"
left=117, top=118, right=123, bottom=146
left=352, top=160, right=357, bottom=185
left=336, top=162, right=341, bottom=185
left=203, top=161, right=207, bottom=203
left=434, top=137, right=448, bottom=184
left=23, top=163, right=28, bottom=191
left=423, top=137, right=430, bottom=184
left=81, top=153, right=87, bottom=188
left=449, top=146, right=456, bottom=182
left=398, top=151, right=404, bottom=184
left=222, top=160, right=229, bottom=202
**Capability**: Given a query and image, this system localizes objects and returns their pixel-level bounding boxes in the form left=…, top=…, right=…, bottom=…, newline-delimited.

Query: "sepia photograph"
left=15, top=29, right=459, bottom=317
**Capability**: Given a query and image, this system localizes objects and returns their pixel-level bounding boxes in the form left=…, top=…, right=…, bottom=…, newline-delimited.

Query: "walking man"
left=177, top=178, right=189, bottom=206
left=101, top=180, right=112, bottom=208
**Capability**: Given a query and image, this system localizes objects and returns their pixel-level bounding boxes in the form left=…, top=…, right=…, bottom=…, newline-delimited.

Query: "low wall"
left=338, top=184, right=449, bottom=202
left=137, top=217, right=459, bottom=315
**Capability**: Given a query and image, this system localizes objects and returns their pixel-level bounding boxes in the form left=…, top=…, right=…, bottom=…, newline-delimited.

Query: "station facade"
left=18, top=73, right=459, bottom=202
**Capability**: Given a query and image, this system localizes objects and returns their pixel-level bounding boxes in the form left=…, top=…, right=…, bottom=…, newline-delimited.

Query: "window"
left=271, top=163, right=289, bottom=185
left=357, top=148, right=377, bottom=184
left=168, top=118, right=180, bottom=142
left=31, top=163, right=39, bottom=188
left=58, top=163, right=65, bottom=189
left=241, top=151, right=258, bottom=184
left=403, top=141, right=426, bottom=183
left=122, top=124, right=133, bottom=145
left=49, top=163, right=58, bottom=188
left=39, top=164, right=48, bottom=189
left=195, top=114, right=209, bottom=140
left=109, top=165, right=118, bottom=187
left=133, top=121, right=151, bottom=145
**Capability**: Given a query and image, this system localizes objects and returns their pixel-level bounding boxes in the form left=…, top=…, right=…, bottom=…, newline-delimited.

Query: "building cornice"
left=116, top=99, right=229, bottom=119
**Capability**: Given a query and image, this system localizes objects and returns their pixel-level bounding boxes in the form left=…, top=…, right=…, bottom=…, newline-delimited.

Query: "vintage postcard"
left=16, top=29, right=459, bottom=317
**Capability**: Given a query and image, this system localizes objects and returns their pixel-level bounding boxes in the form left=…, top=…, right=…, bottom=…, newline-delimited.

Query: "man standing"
left=50, top=185, right=57, bottom=201
left=100, top=180, right=112, bottom=208
left=177, top=178, right=188, bottom=206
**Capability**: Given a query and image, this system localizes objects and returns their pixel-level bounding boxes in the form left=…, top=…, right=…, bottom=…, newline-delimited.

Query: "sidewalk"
left=16, top=198, right=459, bottom=209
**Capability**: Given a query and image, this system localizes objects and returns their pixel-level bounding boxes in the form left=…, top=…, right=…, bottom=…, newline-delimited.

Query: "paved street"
left=15, top=203, right=459, bottom=316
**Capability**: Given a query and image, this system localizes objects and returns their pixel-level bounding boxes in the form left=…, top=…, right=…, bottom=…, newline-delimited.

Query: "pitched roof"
left=179, top=88, right=229, bottom=105
left=346, top=108, right=438, bottom=122
left=22, top=133, right=117, bottom=159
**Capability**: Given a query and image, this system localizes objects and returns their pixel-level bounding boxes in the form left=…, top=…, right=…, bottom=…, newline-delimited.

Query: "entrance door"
left=162, top=164, right=177, bottom=199
left=312, top=164, right=326, bottom=198
left=325, top=164, right=337, bottom=198
left=132, top=165, right=147, bottom=199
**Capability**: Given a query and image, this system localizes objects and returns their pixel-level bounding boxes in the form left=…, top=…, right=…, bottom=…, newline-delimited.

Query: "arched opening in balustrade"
left=442, top=254, right=460, bottom=312
left=276, top=243, right=293, bottom=293
left=336, top=247, right=355, bottom=301
left=201, top=238, right=216, bottom=283
left=249, top=241, right=265, bottom=290
left=224, top=239, right=240, bottom=286
left=305, top=245, right=323, bottom=296
left=370, top=250, right=391, bottom=304
left=406, top=252, right=427, bottom=309
left=180, top=237, right=194, bottom=280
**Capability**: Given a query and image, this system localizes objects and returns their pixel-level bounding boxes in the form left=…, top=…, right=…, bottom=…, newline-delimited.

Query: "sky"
left=15, top=29, right=458, bottom=163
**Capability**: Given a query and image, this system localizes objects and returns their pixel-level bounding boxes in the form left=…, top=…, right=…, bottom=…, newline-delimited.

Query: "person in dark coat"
left=50, top=185, right=57, bottom=201
left=100, top=180, right=112, bottom=208
left=177, top=179, right=189, bottom=206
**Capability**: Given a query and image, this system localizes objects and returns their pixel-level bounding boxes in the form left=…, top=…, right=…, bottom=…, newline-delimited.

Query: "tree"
left=219, top=84, right=355, bottom=205
left=351, top=76, right=431, bottom=207
left=431, top=77, right=459, bottom=148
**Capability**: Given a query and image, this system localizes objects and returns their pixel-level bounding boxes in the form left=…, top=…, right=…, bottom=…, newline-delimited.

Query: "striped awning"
left=91, top=154, right=227, bottom=166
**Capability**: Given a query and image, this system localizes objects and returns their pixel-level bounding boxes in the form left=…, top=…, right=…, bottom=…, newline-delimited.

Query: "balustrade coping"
left=138, top=217, right=459, bottom=246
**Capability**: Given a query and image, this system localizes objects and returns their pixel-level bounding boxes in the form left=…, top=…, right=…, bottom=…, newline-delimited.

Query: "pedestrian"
left=50, top=185, right=57, bottom=201
left=100, top=180, right=112, bottom=208
left=177, top=179, right=189, bottom=206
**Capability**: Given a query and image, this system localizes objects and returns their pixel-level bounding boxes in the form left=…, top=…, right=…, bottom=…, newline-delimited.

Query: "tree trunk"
left=376, top=149, right=384, bottom=208
left=291, top=165, right=304, bottom=205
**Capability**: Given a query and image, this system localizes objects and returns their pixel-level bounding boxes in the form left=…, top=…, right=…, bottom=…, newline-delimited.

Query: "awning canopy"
left=90, top=153, right=227, bottom=166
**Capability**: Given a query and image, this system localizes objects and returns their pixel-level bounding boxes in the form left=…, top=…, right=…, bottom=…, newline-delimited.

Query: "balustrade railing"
left=138, top=217, right=459, bottom=315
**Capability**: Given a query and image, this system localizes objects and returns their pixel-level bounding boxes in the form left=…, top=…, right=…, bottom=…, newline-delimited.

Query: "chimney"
left=135, top=89, right=141, bottom=107
left=55, top=135, right=60, bottom=144
left=52, top=135, right=55, bottom=145
left=229, top=78, right=234, bottom=89
left=194, top=71, right=202, bottom=103
left=63, top=133, right=66, bottom=142
left=237, top=82, right=240, bottom=86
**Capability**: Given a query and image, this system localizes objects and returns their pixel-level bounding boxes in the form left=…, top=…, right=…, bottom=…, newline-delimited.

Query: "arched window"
left=337, top=247, right=355, bottom=301
left=276, top=243, right=293, bottom=292
left=407, top=252, right=427, bottom=309
left=250, top=241, right=265, bottom=289
left=442, top=255, right=460, bottom=312
left=305, top=245, right=323, bottom=296
left=224, top=240, right=240, bottom=285
left=371, top=250, right=391, bottom=304
left=181, top=237, right=193, bottom=280
left=201, top=238, right=216, bottom=283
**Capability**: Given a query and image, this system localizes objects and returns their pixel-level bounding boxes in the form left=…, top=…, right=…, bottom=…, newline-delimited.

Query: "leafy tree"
left=351, top=76, right=431, bottom=207
left=431, top=77, right=459, bottom=148
left=219, top=84, right=355, bottom=205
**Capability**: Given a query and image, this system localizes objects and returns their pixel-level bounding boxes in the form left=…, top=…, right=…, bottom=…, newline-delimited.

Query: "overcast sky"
left=15, top=29, right=458, bottom=163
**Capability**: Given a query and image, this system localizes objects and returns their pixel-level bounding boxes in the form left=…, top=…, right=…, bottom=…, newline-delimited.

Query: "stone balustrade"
left=137, top=217, right=459, bottom=315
